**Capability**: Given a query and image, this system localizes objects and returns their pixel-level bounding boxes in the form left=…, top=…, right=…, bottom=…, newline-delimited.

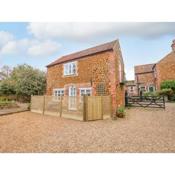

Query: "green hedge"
left=161, top=80, right=175, bottom=91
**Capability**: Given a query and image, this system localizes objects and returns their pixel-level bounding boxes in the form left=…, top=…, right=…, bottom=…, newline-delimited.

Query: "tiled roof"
left=134, top=63, right=156, bottom=74
left=47, top=40, right=118, bottom=67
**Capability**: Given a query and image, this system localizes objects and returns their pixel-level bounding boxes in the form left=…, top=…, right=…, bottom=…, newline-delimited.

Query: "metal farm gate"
left=125, top=95, right=165, bottom=109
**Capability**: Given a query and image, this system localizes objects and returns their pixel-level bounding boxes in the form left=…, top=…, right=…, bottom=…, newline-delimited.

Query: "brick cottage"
left=125, top=80, right=137, bottom=96
left=155, top=40, right=175, bottom=89
left=134, top=63, right=156, bottom=95
left=133, top=40, right=175, bottom=95
left=46, top=40, right=125, bottom=112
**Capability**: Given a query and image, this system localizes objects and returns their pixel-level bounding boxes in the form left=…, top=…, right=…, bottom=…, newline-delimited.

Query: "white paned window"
left=53, top=88, right=64, bottom=101
left=64, top=62, right=77, bottom=76
left=80, top=88, right=92, bottom=96
left=79, top=88, right=92, bottom=103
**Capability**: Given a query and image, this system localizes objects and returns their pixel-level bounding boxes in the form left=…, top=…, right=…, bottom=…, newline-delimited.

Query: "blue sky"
left=0, top=22, right=174, bottom=80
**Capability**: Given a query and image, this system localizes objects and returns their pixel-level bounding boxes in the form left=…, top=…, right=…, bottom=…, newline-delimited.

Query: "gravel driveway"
left=0, top=103, right=174, bottom=153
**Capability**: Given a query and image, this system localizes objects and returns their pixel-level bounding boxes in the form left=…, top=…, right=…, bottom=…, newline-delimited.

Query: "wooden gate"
left=125, top=95, right=165, bottom=109
left=83, top=96, right=111, bottom=121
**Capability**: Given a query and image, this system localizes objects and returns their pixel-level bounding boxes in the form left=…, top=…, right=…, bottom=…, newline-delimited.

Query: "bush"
left=0, top=64, right=46, bottom=102
left=143, top=91, right=159, bottom=97
left=116, top=107, right=126, bottom=118
left=157, top=88, right=174, bottom=96
left=161, top=80, right=175, bottom=91
left=0, top=100, right=18, bottom=109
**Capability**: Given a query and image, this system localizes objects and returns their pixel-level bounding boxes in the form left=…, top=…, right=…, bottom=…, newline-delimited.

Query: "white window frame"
left=68, top=85, right=77, bottom=110
left=79, top=87, right=92, bottom=96
left=53, top=88, right=64, bottom=101
left=140, top=86, right=146, bottom=92
left=63, top=61, right=77, bottom=76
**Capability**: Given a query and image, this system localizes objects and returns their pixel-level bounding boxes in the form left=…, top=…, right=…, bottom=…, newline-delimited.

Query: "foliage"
left=0, top=65, right=12, bottom=80
left=116, top=106, right=126, bottom=118
left=161, top=80, right=175, bottom=91
left=0, top=64, right=46, bottom=102
left=0, top=79, right=16, bottom=95
left=143, top=91, right=159, bottom=97
left=0, top=100, right=18, bottom=109
left=157, top=88, right=174, bottom=96
left=11, top=64, right=46, bottom=96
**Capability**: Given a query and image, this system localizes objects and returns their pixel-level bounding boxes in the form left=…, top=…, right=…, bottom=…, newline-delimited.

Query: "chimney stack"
left=171, top=40, right=175, bottom=52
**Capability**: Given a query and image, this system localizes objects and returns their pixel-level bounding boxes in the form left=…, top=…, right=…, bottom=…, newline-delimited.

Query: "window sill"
left=63, top=74, right=78, bottom=77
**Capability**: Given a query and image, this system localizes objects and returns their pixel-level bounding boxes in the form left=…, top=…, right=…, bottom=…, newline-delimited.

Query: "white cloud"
left=28, top=22, right=175, bottom=41
left=0, top=31, right=14, bottom=47
left=0, top=37, right=61, bottom=57
left=27, top=40, right=61, bottom=56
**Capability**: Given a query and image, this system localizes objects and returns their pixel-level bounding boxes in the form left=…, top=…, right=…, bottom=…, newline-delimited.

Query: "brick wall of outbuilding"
left=156, top=52, right=175, bottom=89
left=135, top=72, right=155, bottom=87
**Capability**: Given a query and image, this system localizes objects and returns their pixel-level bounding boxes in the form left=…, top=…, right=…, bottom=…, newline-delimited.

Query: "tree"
left=0, top=65, right=12, bottom=80
left=0, top=64, right=46, bottom=102
left=11, top=64, right=46, bottom=100
left=0, top=78, right=16, bottom=95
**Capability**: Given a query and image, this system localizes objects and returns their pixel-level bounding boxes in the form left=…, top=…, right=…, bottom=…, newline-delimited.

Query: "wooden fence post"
left=60, top=96, right=63, bottom=117
left=101, top=96, right=103, bottom=120
left=42, top=95, right=45, bottom=115
left=110, top=96, right=112, bottom=118
left=83, top=95, right=87, bottom=121
left=163, top=95, right=165, bottom=109
left=30, top=95, right=33, bottom=111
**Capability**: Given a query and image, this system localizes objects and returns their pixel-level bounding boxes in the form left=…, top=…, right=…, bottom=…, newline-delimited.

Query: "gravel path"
left=0, top=103, right=174, bottom=152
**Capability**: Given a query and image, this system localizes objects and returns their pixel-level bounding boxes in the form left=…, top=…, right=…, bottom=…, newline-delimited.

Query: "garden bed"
left=0, top=101, right=19, bottom=110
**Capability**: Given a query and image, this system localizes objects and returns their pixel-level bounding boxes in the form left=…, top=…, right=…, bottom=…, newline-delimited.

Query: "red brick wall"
left=113, top=43, right=125, bottom=108
left=46, top=48, right=125, bottom=113
left=46, top=51, right=112, bottom=94
left=136, top=72, right=155, bottom=86
left=156, top=52, right=175, bottom=89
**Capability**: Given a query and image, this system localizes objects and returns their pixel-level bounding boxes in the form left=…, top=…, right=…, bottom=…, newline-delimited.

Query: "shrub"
left=0, top=100, right=18, bottom=109
left=143, top=91, right=159, bottom=97
left=161, top=80, right=175, bottom=91
left=0, top=64, right=46, bottom=102
left=116, top=107, right=126, bottom=118
left=157, top=88, right=174, bottom=96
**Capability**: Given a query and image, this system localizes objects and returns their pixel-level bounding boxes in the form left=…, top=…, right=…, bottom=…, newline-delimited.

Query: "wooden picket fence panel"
left=31, top=95, right=112, bottom=121
left=83, top=96, right=102, bottom=121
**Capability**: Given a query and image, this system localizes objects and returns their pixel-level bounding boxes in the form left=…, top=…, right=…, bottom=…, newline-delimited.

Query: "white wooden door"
left=68, top=86, right=77, bottom=110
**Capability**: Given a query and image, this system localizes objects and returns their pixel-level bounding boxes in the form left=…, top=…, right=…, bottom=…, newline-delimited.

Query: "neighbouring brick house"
left=125, top=80, right=137, bottom=96
left=134, top=40, right=175, bottom=95
left=155, top=40, right=175, bottom=90
left=46, top=40, right=125, bottom=113
left=134, top=63, right=156, bottom=95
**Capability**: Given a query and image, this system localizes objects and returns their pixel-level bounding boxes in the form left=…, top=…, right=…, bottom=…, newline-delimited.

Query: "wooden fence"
left=30, top=95, right=112, bottom=121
